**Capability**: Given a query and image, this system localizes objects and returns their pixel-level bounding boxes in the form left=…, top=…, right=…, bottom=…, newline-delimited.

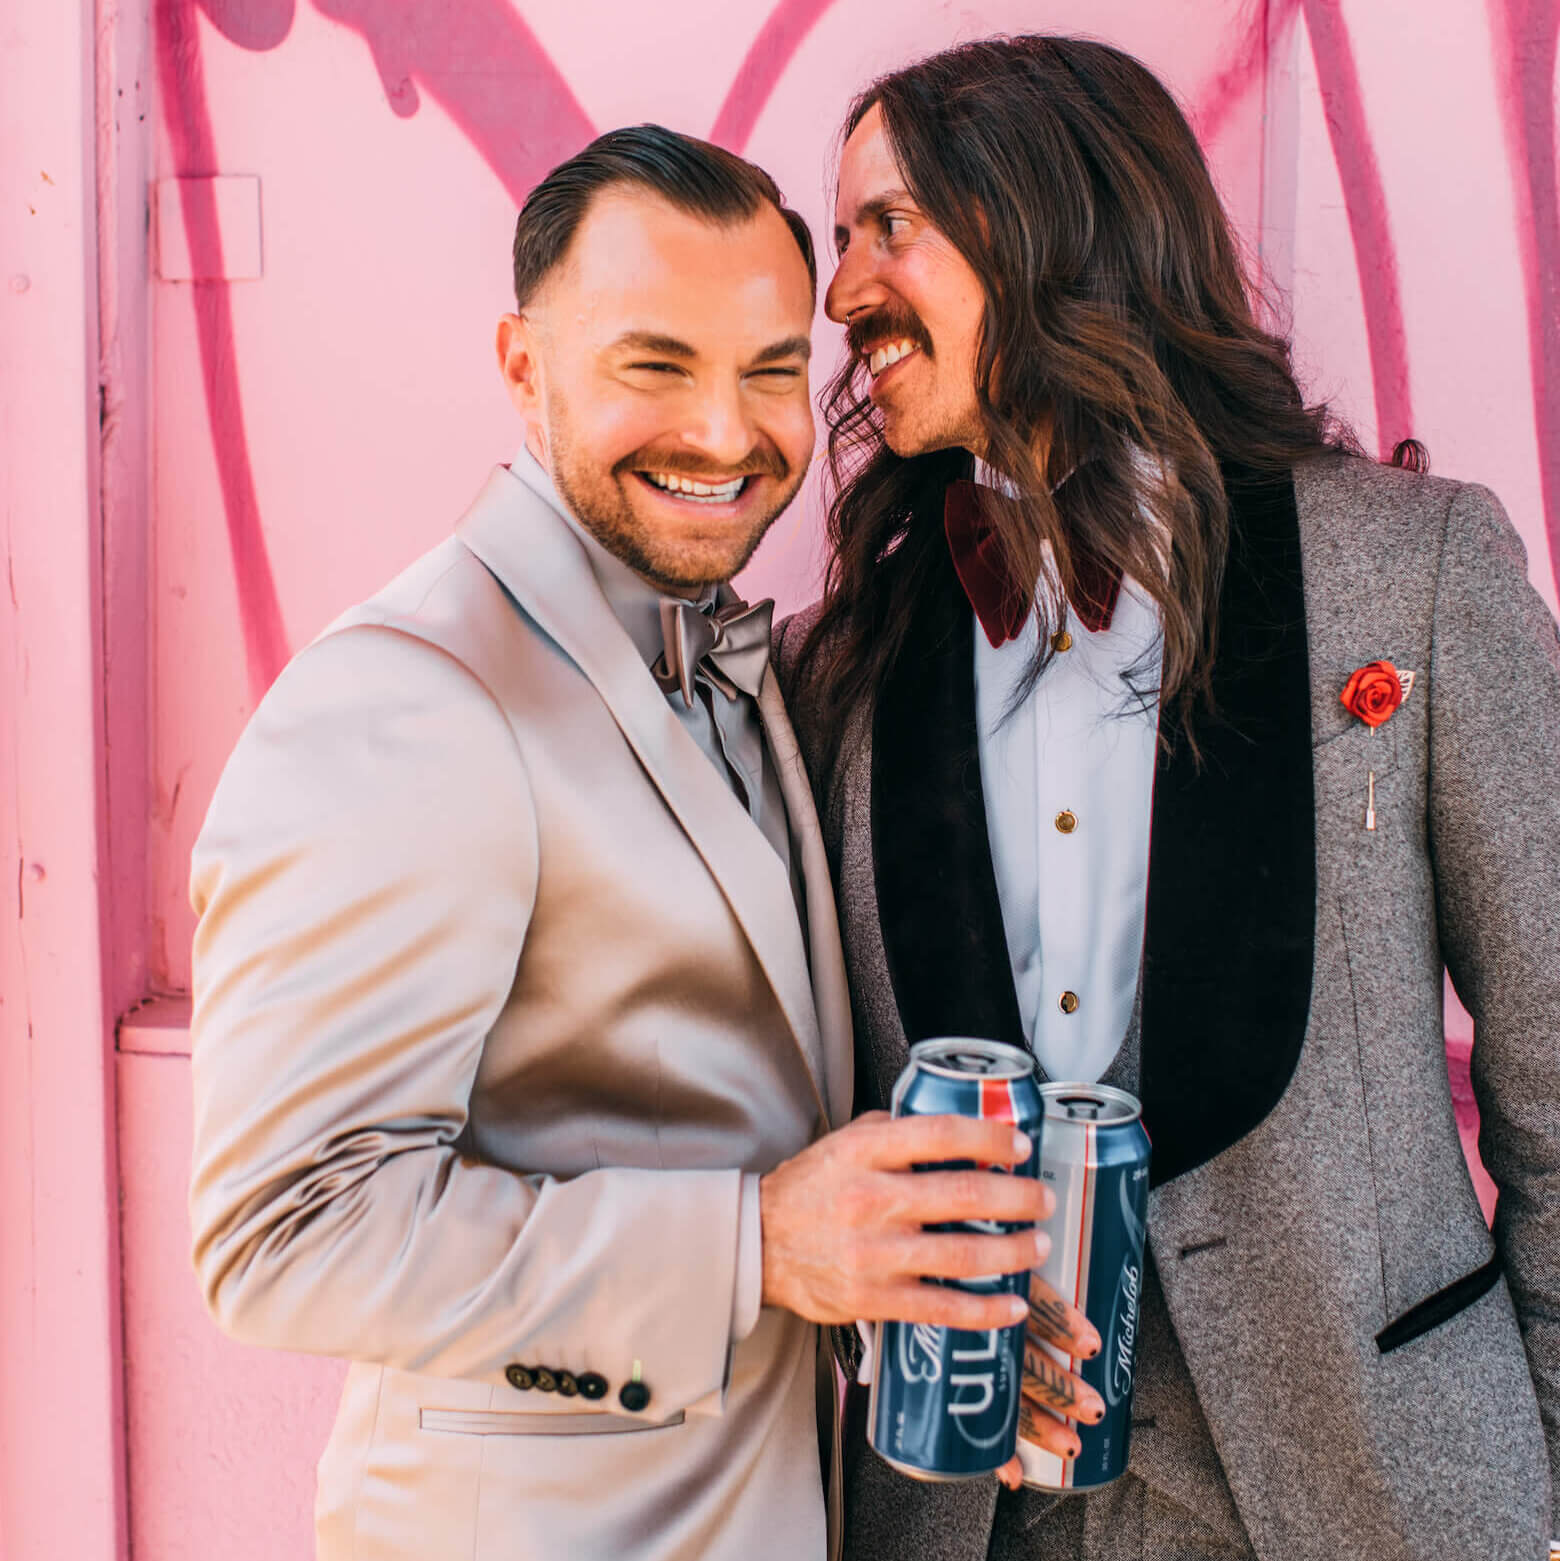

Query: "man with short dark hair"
left=187, top=125, right=1069, bottom=1561
left=779, top=37, right=1560, bottom=1561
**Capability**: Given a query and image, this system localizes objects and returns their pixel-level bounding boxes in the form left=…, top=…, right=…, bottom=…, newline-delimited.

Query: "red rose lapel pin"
left=1339, top=659, right=1416, bottom=831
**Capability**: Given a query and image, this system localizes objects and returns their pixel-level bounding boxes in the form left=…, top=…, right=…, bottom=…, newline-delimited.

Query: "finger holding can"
left=1023, top=1269, right=1100, bottom=1359
left=879, top=1158, right=1055, bottom=1229
left=994, top=1398, right=1083, bottom=1490
left=991, top=1349, right=1101, bottom=1489
left=1021, top=1338, right=1103, bottom=1427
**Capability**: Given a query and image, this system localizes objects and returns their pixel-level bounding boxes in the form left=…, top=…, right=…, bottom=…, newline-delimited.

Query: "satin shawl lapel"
left=758, top=676, right=853, bottom=1128
left=456, top=467, right=829, bottom=1123
left=1140, top=466, right=1315, bottom=1185
left=870, top=554, right=1027, bottom=1054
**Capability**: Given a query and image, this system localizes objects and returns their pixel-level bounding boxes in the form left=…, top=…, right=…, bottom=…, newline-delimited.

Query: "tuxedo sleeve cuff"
left=730, top=1173, right=763, bottom=1342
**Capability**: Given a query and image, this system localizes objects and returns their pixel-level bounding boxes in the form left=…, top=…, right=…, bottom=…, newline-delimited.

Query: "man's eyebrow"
left=750, top=335, right=812, bottom=366
left=834, top=188, right=916, bottom=245
left=610, top=331, right=698, bottom=358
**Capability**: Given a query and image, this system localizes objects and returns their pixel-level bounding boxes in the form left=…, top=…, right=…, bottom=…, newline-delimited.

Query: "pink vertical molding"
left=1299, top=0, right=1415, bottom=456
left=98, top=0, right=156, bottom=1020
left=0, top=2, right=129, bottom=1559
left=1486, top=0, right=1560, bottom=601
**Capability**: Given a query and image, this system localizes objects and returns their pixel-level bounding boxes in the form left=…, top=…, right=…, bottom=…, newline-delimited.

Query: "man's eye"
left=885, top=214, right=911, bottom=237
left=627, top=362, right=681, bottom=375
left=751, top=368, right=801, bottom=380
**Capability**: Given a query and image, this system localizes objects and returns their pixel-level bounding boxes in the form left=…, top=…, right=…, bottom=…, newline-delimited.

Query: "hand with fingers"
left=992, top=1272, right=1104, bottom=1491
left=757, top=1110, right=1052, bottom=1333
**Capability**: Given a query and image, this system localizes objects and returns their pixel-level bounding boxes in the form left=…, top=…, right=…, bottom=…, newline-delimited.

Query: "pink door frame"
left=0, top=0, right=133, bottom=1557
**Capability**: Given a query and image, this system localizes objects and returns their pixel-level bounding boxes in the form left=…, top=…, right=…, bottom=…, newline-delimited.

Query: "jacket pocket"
left=419, top=1407, right=685, bottom=1437
left=1375, top=1255, right=1502, bottom=1354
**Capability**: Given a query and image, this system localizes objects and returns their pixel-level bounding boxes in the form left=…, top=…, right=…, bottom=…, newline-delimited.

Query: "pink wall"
left=1, top=1, right=1554, bottom=1557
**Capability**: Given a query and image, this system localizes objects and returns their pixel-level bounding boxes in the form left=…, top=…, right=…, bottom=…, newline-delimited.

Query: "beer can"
left=868, top=1037, right=1044, bottom=1481
left=1018, top=1083, right=1151, bottom=1492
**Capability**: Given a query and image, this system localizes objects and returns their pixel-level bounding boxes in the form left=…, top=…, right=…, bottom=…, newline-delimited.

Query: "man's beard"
left=846, top=304, right=983, bottom=457
left=545, top=401, right=798, bottom=593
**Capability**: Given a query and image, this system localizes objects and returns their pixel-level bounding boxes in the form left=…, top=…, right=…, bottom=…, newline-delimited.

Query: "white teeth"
left=867, top=339, right=919, bottom=378
left=643, top=471, right=746, bottom=504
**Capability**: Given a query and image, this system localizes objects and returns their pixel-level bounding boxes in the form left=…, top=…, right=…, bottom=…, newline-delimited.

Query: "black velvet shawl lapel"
left=1139, top=465, right=1315, bottom=1185
left=871, top=550, right=1027, bottom=1068
left=869, top=464, right=1315, bottom=1185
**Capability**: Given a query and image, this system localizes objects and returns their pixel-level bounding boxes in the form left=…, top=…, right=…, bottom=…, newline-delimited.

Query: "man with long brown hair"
left=778, top=35, right=1560, bottom=1561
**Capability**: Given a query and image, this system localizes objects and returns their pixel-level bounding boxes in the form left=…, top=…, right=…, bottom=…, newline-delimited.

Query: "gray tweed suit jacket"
left=776, top=454, right=1560, bottom=1561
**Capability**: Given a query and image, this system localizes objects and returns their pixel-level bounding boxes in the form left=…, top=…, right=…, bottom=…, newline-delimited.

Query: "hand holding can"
left=990, top=1270, right=1104, bottom=1486
left=757, top=1107, right=1051, bottom=1332
left=866, top=1038, right=1047, bottom=1481
left=1009, top=1084, right=1151, bottom=1493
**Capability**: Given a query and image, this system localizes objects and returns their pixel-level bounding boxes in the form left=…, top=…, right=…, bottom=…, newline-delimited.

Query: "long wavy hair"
left=795, top=36, right=1360, bottom=760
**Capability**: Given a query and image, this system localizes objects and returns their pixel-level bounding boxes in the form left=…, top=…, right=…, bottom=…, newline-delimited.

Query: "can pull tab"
left=1056, top=1096, right=1103, bottom=1121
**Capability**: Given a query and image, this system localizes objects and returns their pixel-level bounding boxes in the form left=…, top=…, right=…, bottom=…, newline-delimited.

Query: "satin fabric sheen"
left=188, top=465, right=853, bottom=1561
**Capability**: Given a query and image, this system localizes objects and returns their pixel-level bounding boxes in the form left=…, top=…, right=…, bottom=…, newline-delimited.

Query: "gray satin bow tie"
left=652, top=596, right=774, bottom=708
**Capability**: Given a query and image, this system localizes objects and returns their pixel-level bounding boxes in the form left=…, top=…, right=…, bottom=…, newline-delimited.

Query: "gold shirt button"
left=1055, top=810, right=1077, bottom=834
left=1052, top=629, right=1074, bottom=653
left=1059, top=991, right=1080, bottom=1015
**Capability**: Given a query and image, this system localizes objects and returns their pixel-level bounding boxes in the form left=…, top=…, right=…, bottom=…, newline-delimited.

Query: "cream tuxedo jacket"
left=188, top=465, right=853, bottom=1561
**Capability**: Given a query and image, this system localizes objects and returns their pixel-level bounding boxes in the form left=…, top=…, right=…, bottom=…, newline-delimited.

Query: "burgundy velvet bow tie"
left=944, top=479, right=1123, bottom=649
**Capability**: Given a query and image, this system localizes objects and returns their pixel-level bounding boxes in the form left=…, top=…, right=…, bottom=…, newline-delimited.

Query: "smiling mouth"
left=863, top=338, right=922, bottom=379
left=636, top=470, right=754, bottom=506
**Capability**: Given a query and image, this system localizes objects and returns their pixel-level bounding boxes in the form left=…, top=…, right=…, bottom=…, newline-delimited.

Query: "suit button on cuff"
left=1059, top=990, right=1079, bottom=1015
left=533, top=1368, right=558, bottom=1393
left=618, top=1380, right=651, bottom=1413
left=555, top=1371, right=579, bottom=1397
left=577, top=1372, right=608, bottom=1401
left=504, top=1364, right=535, bottom=1392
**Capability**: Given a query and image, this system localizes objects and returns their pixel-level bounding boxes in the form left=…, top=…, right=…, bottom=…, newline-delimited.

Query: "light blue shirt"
left=974, top=497, right=1163, bottom=1086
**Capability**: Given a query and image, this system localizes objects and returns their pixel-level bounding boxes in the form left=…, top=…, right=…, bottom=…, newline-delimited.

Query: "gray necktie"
left=651, top=597, right=774, bottom=708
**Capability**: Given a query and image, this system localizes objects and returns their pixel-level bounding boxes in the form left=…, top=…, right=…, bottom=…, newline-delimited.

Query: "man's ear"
left=497, top=312, right=541, bottom=399
left=497, top=312, right=549, bottom=462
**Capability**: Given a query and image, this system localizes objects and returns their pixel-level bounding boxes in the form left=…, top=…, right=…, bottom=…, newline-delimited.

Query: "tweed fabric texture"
left=989, top=1471, right=1256, bottom=1561
left=777, top=454, right=1560, bottom=1561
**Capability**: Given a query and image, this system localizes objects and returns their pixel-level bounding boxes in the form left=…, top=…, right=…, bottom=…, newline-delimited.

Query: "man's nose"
left=681, top=386, right=756, bottom=469
left=824, top=244, right=882, bottom=326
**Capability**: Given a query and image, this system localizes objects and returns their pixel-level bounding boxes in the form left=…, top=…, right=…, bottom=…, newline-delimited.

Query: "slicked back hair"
left=512, top=124, right=816, bottom=307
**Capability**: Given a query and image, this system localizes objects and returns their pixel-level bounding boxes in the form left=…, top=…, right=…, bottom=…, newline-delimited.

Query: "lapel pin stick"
left=1339, top=662, right=1415, bottom=835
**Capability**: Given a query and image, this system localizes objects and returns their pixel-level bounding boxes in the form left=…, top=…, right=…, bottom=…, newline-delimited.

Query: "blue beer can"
left=1018, top=1083, right=1151, bottom=1492
left=868, top=1037, right=1044, bottom=1481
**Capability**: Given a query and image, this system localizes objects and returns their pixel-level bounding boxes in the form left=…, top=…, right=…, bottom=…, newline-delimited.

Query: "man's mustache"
left=615, top=446, right=789, bottom=482
left=846, top=307, right=934, bottom=363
